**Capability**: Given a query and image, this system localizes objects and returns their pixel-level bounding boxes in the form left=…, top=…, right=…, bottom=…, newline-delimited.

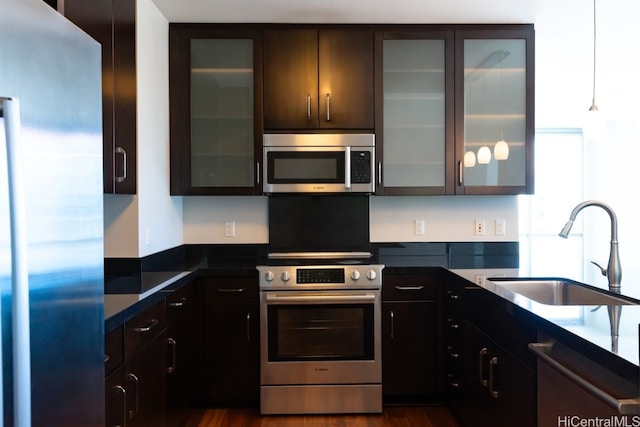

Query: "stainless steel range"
left=257, top=259, right=384, bottom=415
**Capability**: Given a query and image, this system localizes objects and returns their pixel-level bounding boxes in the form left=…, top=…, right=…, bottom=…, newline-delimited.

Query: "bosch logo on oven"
left=315, top=367, right=329, bottom=372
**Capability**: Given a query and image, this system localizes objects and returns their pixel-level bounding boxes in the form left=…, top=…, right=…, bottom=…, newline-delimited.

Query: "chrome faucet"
left=559, top=200, right=622, bottom=292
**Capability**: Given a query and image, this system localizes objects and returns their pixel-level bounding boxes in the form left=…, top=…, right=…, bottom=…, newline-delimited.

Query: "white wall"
left=136, top=0, right=182, bottom=257
left=370, top=196, right=519, bottom=242
left=181, top=195, right=519, bottom=244
left=183, top=196, right=268, bottom=243
left=104, top=0, right=183, bottom=257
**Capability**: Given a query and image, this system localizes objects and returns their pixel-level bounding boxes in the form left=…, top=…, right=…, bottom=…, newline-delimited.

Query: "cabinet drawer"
left=200, top=277, right=258, bottom=303
left=104, top=325, right=123, bottom=377
left=166, top=282, right=196, bottom=319
left=382, top=275, right=438, bottom=301
left=124, top=299, right=166, bottom=360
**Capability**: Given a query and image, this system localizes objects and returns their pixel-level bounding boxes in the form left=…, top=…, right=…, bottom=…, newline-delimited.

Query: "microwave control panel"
left=351, top=151, right=372, bottom=183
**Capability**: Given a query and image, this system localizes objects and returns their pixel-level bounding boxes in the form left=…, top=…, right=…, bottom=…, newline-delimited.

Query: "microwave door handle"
left=344, top=146, right=351, bottom=189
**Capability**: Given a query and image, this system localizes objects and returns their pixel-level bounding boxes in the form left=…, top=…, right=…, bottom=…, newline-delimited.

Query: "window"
left=519, top=129, right=585, bottom=322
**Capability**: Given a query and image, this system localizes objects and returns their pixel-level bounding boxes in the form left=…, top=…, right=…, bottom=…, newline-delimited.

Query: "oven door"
left=260, top=290, right=381, bottom=385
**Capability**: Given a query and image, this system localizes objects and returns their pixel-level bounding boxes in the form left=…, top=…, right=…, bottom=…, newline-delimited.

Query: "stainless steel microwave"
left=262, top=134, right=375, bottom=194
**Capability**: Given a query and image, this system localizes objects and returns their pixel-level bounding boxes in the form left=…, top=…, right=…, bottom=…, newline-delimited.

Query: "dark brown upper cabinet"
left=263, top=27, right=375, bottom=131
left=375, top=25, right=534, bottom=196
left=374, top=29, right=455, bottom=196
left=64, top=0, right=137, bottom=194
left=169, top=25, right=263, bottom=195
left=454, top=26, right=535, bottom=195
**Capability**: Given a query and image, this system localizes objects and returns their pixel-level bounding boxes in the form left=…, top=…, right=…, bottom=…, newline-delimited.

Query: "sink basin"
left=488, top=277, right=639, bottom=306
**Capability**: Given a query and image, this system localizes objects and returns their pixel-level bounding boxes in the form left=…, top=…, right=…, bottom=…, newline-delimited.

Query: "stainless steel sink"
left=488, top=278, right=639, bottom=306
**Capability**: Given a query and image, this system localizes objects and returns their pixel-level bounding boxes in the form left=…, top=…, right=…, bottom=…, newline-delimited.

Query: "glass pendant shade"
left=477, top=146, right=491, bottom=164
left=464, top=151, right=476, bottom=167
left=494, top=140, right=509, bottom=160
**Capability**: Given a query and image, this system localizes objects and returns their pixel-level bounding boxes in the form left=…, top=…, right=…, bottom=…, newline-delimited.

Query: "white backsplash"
left=181, top=195, right=519, bottom=244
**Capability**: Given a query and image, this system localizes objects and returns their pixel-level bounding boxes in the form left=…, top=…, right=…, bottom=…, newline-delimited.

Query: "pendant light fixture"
left=477, top=146, right=492, bottom=164
left=464, top=151, right=477, bottom=167
left=583, top=0, right=606, bottom=141
left=494, top=138, right=509, bottom=160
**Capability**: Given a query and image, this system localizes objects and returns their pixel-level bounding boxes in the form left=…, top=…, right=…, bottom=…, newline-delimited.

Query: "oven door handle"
left=265, top=293, right=377, bottom=304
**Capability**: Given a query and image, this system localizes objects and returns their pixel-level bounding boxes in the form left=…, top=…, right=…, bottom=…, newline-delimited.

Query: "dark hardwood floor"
left=188, top=406, right=461, bottom=427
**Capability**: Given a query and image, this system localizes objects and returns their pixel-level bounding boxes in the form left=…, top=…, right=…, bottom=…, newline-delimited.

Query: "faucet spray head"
left=559, top=220, right=574, bottom=238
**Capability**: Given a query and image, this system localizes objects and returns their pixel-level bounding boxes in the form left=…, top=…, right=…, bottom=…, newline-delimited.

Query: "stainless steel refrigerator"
left=1, top=0, right=105, bottom=425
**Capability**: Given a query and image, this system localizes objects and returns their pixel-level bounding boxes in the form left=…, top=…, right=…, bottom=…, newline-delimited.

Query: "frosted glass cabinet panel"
left=457, top=30, right=534, bottom=194
left=377, top=32, right=453, bottom=195
left=169, top=25, right=262, bottom=195
left=190, top=39, right=255, bottom=188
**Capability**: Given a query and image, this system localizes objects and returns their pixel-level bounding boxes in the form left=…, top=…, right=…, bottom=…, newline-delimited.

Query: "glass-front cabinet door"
left=169, top=26, right=262, bottom=195
left=376, top=31, right=454, bottom=195
left=456, top=28, right=534, bottom=194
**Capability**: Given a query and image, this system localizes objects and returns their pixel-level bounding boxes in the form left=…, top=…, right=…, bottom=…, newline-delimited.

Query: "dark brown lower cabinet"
left=105, top=300, right=168, bottom=427
left=166, top=283, right=198, bottom=427
left=443, top=273, right=536, bottom=427
left=461, top=321, right=535, bottom=427
left=106, top=329, right=168, bottom=427
left=381, top=273, right=440, bottom=403
left=382, top=301, right=438, bottom=401
left=197, top=277, right=260, bottom=406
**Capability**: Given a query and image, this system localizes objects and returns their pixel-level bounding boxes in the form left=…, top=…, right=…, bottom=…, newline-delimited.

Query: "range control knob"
left=351, top=270, right=361, bottom=281
left=264, top=271, right=275, bottom=282
left=281, top=271, right=291, bottom=282
left=367, top=270, right=377, bottom=281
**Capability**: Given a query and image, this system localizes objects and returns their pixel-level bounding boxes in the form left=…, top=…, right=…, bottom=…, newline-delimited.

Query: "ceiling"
left=150, top=0, right=546, bottom=24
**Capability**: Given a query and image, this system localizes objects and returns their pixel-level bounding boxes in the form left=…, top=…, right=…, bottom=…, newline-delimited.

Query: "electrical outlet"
left=475, top=219, right=485, bottom=236
left=475, top=274, right=485, bottom=286
left=224, top=221, right=236, bottom=237
left=495, top=219, right=506, bottom=235
left=414, top=219, right=425, bottom=235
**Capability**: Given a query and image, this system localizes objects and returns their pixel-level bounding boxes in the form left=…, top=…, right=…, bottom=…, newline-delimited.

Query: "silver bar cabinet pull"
left=115, top=146, right=127, bottom=183
left=166, top=338, right=177, bottom=373
left=306, top=94, right=311, bottom=120
left=378, top=162, right=382, bottom=186
left=478, top=347, right=488, bottom=386
left=390, top=310, right=394, bottom=340
left=246, top=312, right=251, bottom=341
left=326, top=93, right=331, bottom=121
left=256, top=162, right=260, bottom=185
left=112, top=385, right=127, bottom=427
left=394, top=285, right=424, bottom=291
left=168, top=297, right=188, bottom=308
left=132, top=318, right=159, bottom=333
left=126, top=373, right=139, bottom=419
left=217, top=287, right=245, bottom=293
left=489, top=356, right=502, bottom=398
left=458, top=160, right=463, bottom=186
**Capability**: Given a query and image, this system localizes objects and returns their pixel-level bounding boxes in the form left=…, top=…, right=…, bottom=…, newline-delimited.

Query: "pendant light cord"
left=590, top=0, right=598, bottom=111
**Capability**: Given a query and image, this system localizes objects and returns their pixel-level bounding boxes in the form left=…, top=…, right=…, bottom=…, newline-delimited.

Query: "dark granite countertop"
left=451, top=268, right=640, bottom=369
left=104, top=241, right=640, bottom=372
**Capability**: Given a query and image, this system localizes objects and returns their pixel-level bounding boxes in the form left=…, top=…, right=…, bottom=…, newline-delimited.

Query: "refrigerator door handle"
left=1, top=96, right=33, bottom=427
